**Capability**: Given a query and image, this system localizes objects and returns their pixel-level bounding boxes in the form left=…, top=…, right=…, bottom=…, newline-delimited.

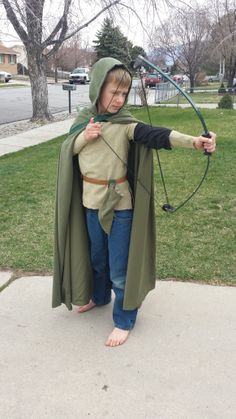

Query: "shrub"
left=195, top=71, right=207, bottom=86
left=218, top=93, right=234, bottom=109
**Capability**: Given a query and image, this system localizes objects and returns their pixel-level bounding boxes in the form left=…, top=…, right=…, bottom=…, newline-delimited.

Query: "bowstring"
left=137, top=67, right=171, bottom=208
left=135, top=55, right=212, bottom=212
left=98, top=65, right=157, bottom=202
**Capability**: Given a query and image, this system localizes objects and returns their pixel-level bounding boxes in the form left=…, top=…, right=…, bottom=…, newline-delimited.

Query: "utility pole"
left=219, top=58, right=225, bottom=82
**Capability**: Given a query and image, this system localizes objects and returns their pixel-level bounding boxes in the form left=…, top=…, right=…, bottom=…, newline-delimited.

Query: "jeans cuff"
left=92, top=297, right=111, bottom=306
left=114, top=322, right=136, bottom=331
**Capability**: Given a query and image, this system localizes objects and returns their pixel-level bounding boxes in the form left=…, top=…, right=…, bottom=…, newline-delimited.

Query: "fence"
left=154, top=82, right=178, bottom=103
left=129, top=81, right=189, bottom=106
left=46, top=70, right=70, bottom=80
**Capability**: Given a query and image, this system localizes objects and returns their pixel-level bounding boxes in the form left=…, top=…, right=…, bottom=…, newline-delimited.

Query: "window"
left=0, top=54, right=4, bottom=63
left=8, top=55, right=16, bottom=64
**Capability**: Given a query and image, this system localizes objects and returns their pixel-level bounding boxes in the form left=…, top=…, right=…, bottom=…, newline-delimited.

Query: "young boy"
left=52, top=57, right=216, bottom=347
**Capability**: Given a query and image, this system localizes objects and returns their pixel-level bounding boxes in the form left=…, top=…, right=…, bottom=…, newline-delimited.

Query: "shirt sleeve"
left=169, top=130, right=195, bottom=149
left=133, top=122, right=172, bottom=150
left=73, top=131, right=87, bottom=155
left=133, top=123, right=196, bottom=150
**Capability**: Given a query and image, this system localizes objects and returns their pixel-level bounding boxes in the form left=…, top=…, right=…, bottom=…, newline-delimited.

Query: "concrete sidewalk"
left=1, top=271, right=236, bottom=419
left=0, top=118, right=72, bottom=157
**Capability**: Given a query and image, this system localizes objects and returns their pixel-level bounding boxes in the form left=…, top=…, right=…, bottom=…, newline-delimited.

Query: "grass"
left=0, top=107, right=235, bottom=285
left=164, top=91, right=236, bottom=105
left=132, top=107, right=236, bottom=284
left=193, top=82, right=221, bottom=90
left=153, top=81, right=236, bottom=105
left=0, top=83, right=27, bottom=88
left=0, top=137, right=63, bottom=273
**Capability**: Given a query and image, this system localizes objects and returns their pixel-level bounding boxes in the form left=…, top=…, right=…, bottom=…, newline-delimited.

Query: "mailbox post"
left=62, top=83, right=76, bottom=113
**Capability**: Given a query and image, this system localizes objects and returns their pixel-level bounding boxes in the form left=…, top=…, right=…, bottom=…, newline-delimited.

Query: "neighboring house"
left=0, top=43, right=17, bottom=74
left=12, top=44, right=28, bottom=72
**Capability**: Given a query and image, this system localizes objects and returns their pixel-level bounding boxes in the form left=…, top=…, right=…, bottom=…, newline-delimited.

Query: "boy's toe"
left=105, top=327, right=130, bottom=347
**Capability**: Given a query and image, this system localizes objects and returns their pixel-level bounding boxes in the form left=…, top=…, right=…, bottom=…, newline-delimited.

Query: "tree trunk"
left=27, top=45, right=53, bottom=122
left=189, top=74, right=195, bottom=93
left=228, top=59, right=236, bottom=87
left=55, top=67, right=58, bottom=84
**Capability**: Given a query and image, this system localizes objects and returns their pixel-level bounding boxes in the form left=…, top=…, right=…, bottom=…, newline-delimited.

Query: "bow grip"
left=202, top=132, right=212, bottom=156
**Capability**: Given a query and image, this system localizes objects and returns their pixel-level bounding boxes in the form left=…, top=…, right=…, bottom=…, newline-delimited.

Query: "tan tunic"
left=73, top=122, right=195, bottom=210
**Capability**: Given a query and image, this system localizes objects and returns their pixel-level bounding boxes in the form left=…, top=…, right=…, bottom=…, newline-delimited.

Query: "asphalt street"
left=0, top=83, right=91, bottom=124
left=0, top=80, right=146, bottom=124
left=2, top=80, right=231, bottom=125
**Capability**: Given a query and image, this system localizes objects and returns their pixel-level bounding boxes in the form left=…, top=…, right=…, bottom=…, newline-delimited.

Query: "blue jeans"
left=86, top=209, right=138, bottom=330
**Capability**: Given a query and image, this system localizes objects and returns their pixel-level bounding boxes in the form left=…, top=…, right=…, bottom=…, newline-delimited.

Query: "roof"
left=0, top=43, right=17, bottom=55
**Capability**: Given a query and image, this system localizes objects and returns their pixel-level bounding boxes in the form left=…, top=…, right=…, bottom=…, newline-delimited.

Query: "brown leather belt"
left=82, top=175, right=127, bottom=185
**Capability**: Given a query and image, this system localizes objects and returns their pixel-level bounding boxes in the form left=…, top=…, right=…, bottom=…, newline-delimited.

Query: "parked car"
left=207, top=74, right=221, bottom=82
left=144, top=73, right=161, bottom=88
left=69, top=67, right=90, bottom=84
left=172, top=74, right=189, bottom=83
left=0, top=71, right=12, bottom=82
left=182, top=75, right=189, bottom=82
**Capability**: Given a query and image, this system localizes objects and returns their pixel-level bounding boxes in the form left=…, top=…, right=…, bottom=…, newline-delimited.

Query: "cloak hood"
left=69, top=57, right=136, bottom=137
left=88, top=57, right=132, bottom=108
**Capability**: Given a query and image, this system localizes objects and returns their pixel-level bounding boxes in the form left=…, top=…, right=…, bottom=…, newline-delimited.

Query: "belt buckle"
left=108, top=179, right=116, bottom=188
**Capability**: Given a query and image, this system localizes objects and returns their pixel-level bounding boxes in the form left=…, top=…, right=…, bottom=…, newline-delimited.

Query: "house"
left=0, top=43, right=17, bottom=75
left=11, top=44, right=28, bottom=73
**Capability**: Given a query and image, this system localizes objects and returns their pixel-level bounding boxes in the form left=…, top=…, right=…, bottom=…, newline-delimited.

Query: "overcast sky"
left=0, top=0, right=206, bottom=49
left=0, top=0, right=171, bottom=47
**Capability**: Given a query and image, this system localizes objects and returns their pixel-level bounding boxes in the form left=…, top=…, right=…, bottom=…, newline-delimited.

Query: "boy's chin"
left=109, top=108, right=121, bottom=114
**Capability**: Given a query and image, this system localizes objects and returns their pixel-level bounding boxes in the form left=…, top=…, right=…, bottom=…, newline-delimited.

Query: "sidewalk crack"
left=0, top=273, right=19, bottom=293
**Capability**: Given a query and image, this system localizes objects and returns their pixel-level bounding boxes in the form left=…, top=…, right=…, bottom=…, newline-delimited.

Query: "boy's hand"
left=84, top=117, right=102, bottom=142
left=193, top=131, right=216, bottom=153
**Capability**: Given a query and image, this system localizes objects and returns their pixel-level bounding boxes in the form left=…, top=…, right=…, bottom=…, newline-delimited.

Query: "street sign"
left=62, top=83, right=76, bottom=113
left=62, top=83, right=76, bottom=91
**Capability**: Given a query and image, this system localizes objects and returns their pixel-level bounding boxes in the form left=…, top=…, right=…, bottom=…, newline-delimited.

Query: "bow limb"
left=135, top=56, right=211, bottom=139
left=133, top=55, right=211, bottom=213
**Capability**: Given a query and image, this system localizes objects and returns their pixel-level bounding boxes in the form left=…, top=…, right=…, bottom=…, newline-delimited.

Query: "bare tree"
left=46, top=34, right=95, bottom=78
left=151, top=3, right=211, bottom=92
left=209, top=0, right=236, bottom=86
left=1, top=0, right=123, bottom=121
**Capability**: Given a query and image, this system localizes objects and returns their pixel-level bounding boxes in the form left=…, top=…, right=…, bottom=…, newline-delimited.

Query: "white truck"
left=69, top=67, right=90, bottom=84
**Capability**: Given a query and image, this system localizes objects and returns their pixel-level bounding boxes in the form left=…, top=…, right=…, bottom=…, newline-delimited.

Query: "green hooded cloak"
left=52, top=57, right=156, bottom=311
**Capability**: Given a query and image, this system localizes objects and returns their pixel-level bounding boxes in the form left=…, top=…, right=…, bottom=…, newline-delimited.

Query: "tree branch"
left=42, top=0, right=72, bottom=48
left=44, top=0, right=122, bottom=50
left=2, top=0, right=28, bottom=43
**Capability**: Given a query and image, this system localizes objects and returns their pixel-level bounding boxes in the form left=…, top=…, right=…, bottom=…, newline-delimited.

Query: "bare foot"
left=77, top=300, right=96, bottom=313
left=105, top=327, right=130, bottom=347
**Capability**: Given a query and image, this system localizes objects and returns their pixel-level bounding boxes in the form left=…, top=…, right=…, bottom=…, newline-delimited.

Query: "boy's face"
left=98, top=80, right=130, bottom=114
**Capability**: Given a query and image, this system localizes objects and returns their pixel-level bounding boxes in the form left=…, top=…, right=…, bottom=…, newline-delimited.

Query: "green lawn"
left=0, top=83, right=26, bottom=88
left=164, top=91, right=236, bottom=105
left=0, top=107, right=235, bottom=285
left=152, top=81, right=235, bottom=105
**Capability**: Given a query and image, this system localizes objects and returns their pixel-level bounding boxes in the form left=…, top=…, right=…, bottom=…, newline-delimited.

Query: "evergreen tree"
left=130, top=45, right=146, bottom=62
left=93, top=18, right=144, bottom=67
left=218, top=92, right=233, bottom=109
